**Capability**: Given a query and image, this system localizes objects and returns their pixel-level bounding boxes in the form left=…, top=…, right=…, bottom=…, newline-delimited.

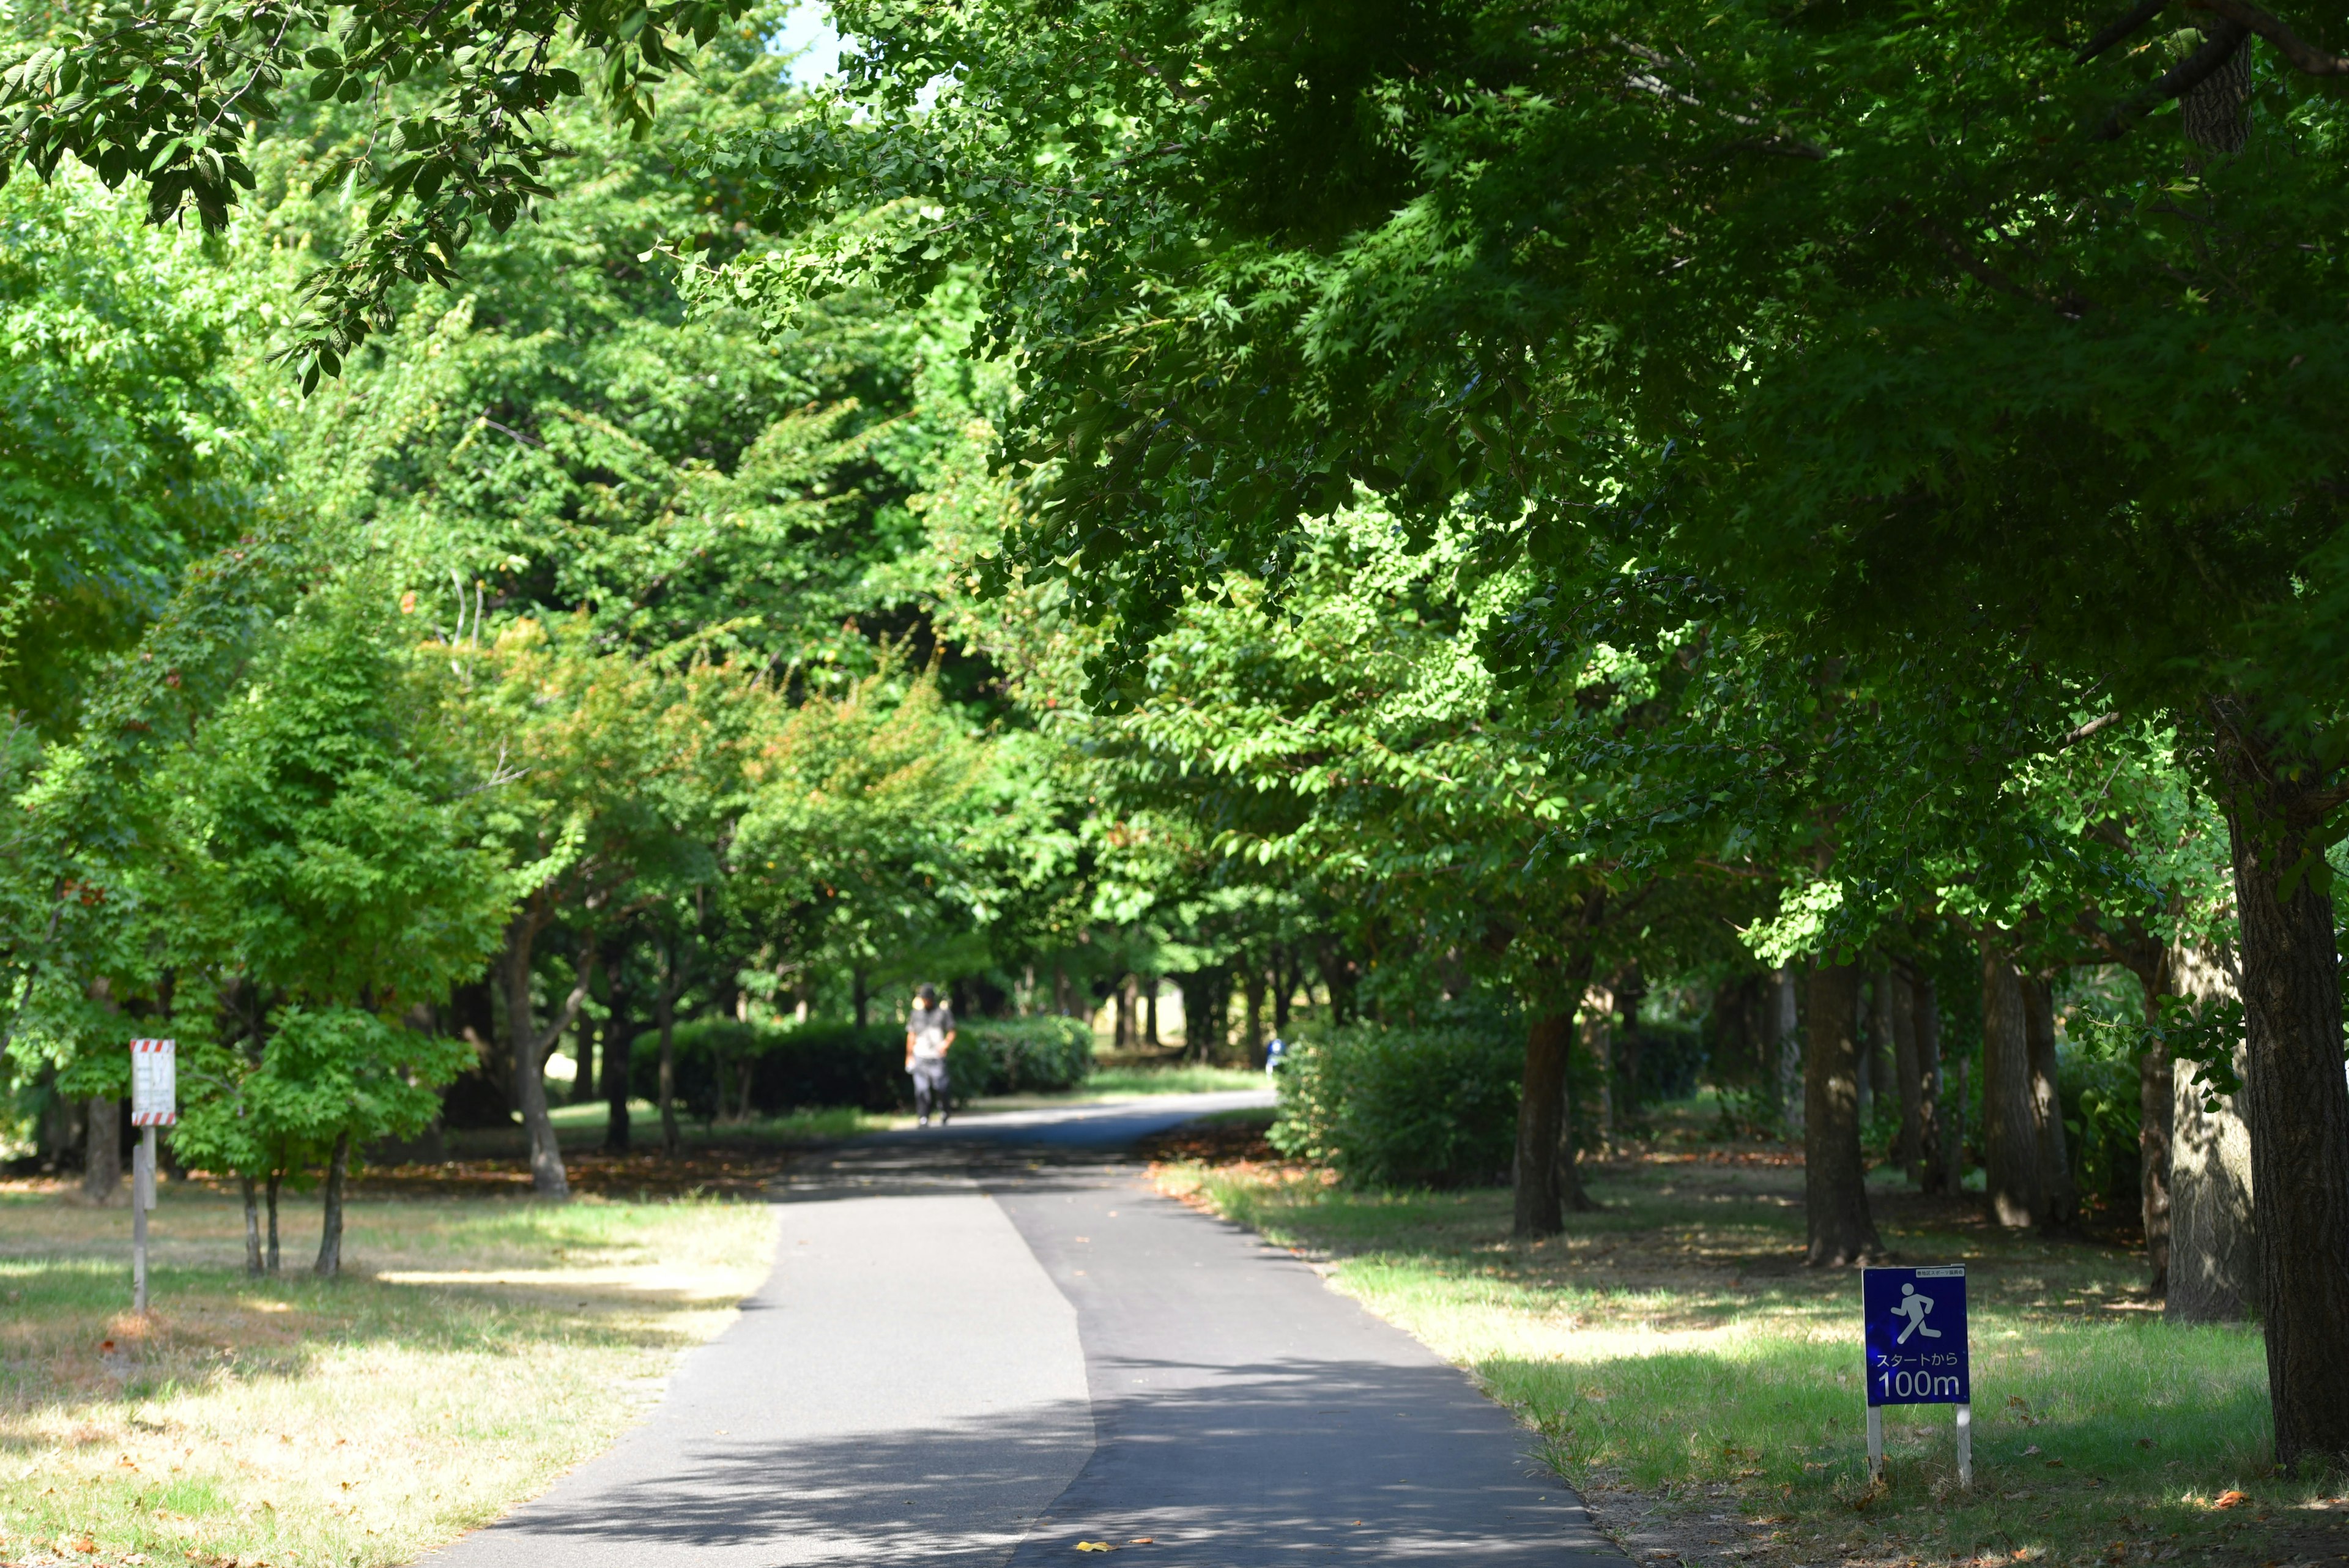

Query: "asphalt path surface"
left=425, top=1090, right=1622, bottom=1567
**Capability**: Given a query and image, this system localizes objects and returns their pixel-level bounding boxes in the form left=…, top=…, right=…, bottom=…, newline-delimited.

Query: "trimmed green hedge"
left=632, top=1013, right=1094, bottom=1119
left=1267, top=1010, right=1522, bottom=1189
left=953, top=1016, right=1096, bottom=1097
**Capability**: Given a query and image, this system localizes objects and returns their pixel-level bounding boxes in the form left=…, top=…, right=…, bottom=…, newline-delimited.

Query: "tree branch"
left=2078, top=0, right=2169, bottom=64
left=1910, top=210, right=2048, bottom=305
left=2188, top=0, right=2349, bottom=73
left=530, top=948, right=598, bottom=1063
left=2093, top=18, right=2250, bottom=139
left=2058, top=711, right=2124, bottom=748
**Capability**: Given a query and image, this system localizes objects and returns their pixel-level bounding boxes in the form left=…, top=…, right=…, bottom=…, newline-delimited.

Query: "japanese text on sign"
left=130, top=1038, right=176, bottom=1127
left=1863, top=1265, right=1969, bottom=1406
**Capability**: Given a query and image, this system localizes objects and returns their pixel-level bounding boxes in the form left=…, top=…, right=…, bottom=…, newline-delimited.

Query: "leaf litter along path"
left=419, top=1090, right=1625, bottom=1567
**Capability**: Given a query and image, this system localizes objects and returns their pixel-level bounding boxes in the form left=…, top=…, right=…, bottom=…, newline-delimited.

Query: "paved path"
left=426, top=1091, right=1621, bottom=1567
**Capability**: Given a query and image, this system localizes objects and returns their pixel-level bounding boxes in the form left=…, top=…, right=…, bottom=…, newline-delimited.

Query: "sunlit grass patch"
left=0, top=1186, right=773, bottom=1567
left=1157, top=1119, right=2323, bottom=1568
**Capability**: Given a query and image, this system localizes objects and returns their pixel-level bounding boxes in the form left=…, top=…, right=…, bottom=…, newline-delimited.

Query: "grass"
left=533, top=1098, right=886, bottom=1144
left=1068, top=1063, right=1267, bottom=1097
left=0, top=1181, right=773, bottom=1567
left=1149, top=1106, right=2348, bottom=1568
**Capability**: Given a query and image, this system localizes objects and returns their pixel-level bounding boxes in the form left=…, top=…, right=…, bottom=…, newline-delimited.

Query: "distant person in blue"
left=905, top=983, right=957, bottom=1127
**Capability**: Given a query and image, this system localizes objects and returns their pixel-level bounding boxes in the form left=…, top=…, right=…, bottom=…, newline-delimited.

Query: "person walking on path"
left=906, top=984, right=956, bottom=1126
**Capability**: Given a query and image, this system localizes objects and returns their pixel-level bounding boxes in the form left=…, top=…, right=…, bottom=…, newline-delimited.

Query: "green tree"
left=164, top=573, right=505, bottom=1273
left=0, top=171, right=262, bottom=730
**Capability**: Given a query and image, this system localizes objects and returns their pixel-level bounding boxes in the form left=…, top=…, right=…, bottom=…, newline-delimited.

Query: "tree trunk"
left=1803, top=962, right=1882, bottom=1266
left=1980, top=940, right=2039, bottom=1228
left=1114, top=975, right=1135, bottom=1053
left=83, top=1095, right=120, bottom=1203
left=1585, top=984, right=1615, bottom=1155
left=1911, top=970, right=1950, bottom=1194
left=2118, top=941, right=2175, bottom=1295
left=1514, top=1009, right=1576, bottom=1239
left=656, top=941, right=680, bottom=1157
left=2216, top=724, right=2349, bottom=1470
left=2169, top=1039, right=2258, bottom=1323
left=1271, top=947, right=1293, bottom=1036
left=313, top=1130, right=350, bottom=1279
left=500, top=915, right=571, bottom=1200
left=1771, top=968, right=1803, bottom=1134
left=265, top=1169, right=281, bottom=1274
left=2021, top=970, right=2079, bottom=1233
left=853, top=967, right=869, bottom=1029
left=1241, top=962, right=1265, bottom=1067
left=569, top=1014, right=598, bottom=1104
left=1145, top=978, right=1159, bottom=1047
left=1890, top=966, right=1924, bottom=1183
left=242, top=1175, right=262, bottom=1277
left=1312, top=937, right=1359, bottom=1027
left=605, top=982, right=636, bottom=1156
left=1858, top=968, right=1890, bottom=1122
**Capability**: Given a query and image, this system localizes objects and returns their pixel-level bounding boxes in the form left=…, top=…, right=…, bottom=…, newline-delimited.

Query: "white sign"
left=130, top=1038, right=176, bottom=1127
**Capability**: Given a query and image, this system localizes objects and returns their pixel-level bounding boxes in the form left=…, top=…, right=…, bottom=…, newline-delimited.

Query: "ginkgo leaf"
left=1074, top=1544, right=1116, bottom=1553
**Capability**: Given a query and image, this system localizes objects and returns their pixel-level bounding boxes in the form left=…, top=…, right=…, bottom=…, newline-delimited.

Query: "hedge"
left=1267, top=1009, right=1523, bottom=1189
left=629, top=1013, right=1094, bottom=1120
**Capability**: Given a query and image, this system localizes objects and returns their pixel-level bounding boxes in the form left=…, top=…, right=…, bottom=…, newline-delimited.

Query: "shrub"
left=2060, top=1041, right=2143, bottom=1214
left=951, top=1016, right=1094, bottom=1098
left=1267, top=1009, right=1521, bottom=1189
left=634, top=1013, right=1094, bottom=1118
left=634, top=1020, right=903, bottom=1118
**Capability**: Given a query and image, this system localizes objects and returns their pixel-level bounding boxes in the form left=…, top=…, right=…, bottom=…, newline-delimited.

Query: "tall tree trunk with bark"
left=313, top=1131, right=350, bottom=1278
left=2113, top=939, right=2175, bottom=1295
left=1888, top=964, right=1926, bottom=1184
left=2216, top=716, right=2349, bottom=1470
left=1515, top=1009, right=1578, bottom=1239
left=1980, top=941, right=2039, bottom=1228
left=83, top=1095, right=120, bottom=1203
left=1804, top=963, right=1882, bottom=1265
left=499, top=913, right=595, bottom=1198
left=656, top=937, right=681, bottom=1157
left=242, top=1176, right=262, bottom=1276
left=2021, top=971, right=2079, bottom=1233
left=1512, top=894, right=1604, bottom=1238
left=853, top=967, right=869, bottom=1028
left=1241, top=963, right=1265, bottom=1066
left=605, top=968, right=636, bottom=1155
left=1890, top=966, right=1924, bottom=1184
left=2169, top=1043, right=2258, bottom=1321
left=1912, top=970, right=1950, bottom=1194
left=2167, top=943, right=2257, bottom=1322
left=265, top=1169, right=281, bottom=1274
left=502, top=915, right=566, bottom=1198
left=1771, top=969, right=1803, bottom=1134
left=568, top=1015, right=598, bottom=1104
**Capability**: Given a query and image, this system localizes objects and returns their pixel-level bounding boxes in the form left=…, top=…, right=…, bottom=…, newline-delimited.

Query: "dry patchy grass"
left=1148, top=1109, right=2348, bottom=1568
left=0, top=1181, right=773, bottom=1568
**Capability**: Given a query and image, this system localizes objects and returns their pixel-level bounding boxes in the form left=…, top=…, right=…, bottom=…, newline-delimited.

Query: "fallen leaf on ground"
left=1129, top=1540, right=1153, bottom=1546
left=2214, top=1492, right=2249, bottom=1510
left=1075, top=1543, right=1116, bottom=1553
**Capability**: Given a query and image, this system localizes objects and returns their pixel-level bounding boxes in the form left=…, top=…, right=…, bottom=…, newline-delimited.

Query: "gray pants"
left=911, top=1057, right=949, bottom=1119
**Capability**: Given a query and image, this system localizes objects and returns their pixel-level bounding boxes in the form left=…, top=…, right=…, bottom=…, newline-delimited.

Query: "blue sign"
left=1863, top=1266, right=1969, bottom=1406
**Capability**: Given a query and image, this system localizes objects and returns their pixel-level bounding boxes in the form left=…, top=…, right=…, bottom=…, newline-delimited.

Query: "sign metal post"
left=1863, top=1265, right=1971, bottom=1488
left=129, top=1039, right=176, bottom=1313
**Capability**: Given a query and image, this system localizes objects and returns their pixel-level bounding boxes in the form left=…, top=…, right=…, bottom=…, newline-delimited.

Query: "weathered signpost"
left=129, top=1038, right=176, bottom=1313
left=1863, top=1265, right=1971, bottom=1487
